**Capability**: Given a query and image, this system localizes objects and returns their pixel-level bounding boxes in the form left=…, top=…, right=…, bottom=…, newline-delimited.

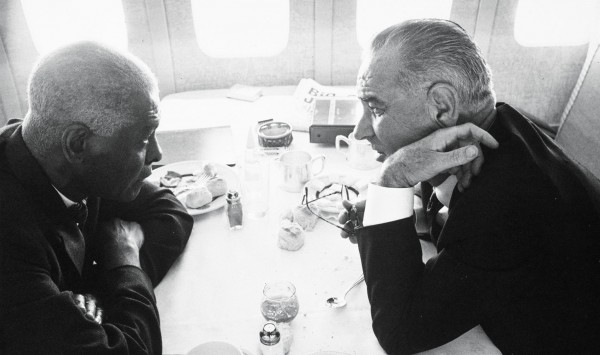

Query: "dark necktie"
left=426, top=191, right=444, bottom=245
left=59, top=201, right=88, bottom=275
left=67, top=201, right=88, bottom=227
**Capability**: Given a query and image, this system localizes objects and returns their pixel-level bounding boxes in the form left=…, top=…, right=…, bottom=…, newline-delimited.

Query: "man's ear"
left=426, top=82, right=460, bottom=127
left=62, top=123, right=91, bottom=164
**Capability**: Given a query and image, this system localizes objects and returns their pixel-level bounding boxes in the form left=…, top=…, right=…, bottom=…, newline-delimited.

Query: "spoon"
left=326, top=274, right=365, bottom=308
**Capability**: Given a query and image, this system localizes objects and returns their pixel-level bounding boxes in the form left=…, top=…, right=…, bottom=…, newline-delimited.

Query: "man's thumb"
left=341, top=199, right=354, bottom=211
left=447, top=145, right=478, bottom=167
left=465, top=145, right=478, bottom=159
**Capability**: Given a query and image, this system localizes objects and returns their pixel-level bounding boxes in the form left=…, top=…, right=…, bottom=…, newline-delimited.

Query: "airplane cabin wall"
left=482, top=0, right=587, bottom=131
left=0, top=0, right=594, bottom=134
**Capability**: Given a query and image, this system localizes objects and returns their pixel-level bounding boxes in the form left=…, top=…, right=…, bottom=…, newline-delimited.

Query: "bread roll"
left=205, top=177, right=228, bottom=197
left=202, top=162, right=217, bottom=177
left=292, top=205, right=319, bottom=231
left=278, top=219, right=305, bottom=251
left=185, top=186, right=213, bottom=208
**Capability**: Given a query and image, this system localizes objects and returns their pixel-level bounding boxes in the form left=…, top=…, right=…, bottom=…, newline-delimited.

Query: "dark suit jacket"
left=0, top=122, right=194, bottom=354
left=357, top=103, right=600, bottom=354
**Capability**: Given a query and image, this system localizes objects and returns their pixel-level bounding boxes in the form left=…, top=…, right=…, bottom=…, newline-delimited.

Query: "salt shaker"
left=226, top=190, right=243, bottom=230
left=259, top=322, right=284, bottom=355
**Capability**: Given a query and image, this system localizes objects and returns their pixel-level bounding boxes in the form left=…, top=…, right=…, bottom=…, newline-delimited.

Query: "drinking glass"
left=260, top=281, right=299, bottom=323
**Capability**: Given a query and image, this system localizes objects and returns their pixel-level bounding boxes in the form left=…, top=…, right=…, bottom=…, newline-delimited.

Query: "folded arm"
left=0, top=225, right=161, bottom=354
left=357, top=219, right=493, bottom=354
left=99, top=182, right=194, bottom=286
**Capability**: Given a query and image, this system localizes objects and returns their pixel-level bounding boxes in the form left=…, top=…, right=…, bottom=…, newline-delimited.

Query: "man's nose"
left=146, top=135, right=163, bottom=165
left=354, top=110, right=374, bottom=140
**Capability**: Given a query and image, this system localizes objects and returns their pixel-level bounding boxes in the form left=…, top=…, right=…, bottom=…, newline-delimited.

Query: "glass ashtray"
left=257, top=121, right=293, bottom=147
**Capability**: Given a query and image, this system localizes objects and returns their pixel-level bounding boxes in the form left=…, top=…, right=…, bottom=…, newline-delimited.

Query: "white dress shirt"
left=362, top=175, right=457, bottom=227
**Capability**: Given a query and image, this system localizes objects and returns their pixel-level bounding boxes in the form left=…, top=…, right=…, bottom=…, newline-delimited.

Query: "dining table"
left=153, top=87, right=501, bottom=355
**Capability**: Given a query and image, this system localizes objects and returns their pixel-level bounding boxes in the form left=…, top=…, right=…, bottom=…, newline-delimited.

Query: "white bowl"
left=186, top=341, right=246, bottom=355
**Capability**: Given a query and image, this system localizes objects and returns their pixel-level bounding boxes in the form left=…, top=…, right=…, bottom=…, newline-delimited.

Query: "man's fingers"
left=94, top=307, right=104, bottom=325
left=471, top=151, right=484, bottom=176
left=434, top=123, right=499, bottom=151
left=341, top=199, right=354, bottom=211
left=454, top=123, right=499, bottom=149
left=338, top=210, right=349, bottom=225
left=85, top=294, right=97, bottom=320
left=433, top=145, right=479, bottom=174
left=74, top=293, right=103, bottom=323
left=459, top=165, right=473, bottom=190
left=74, top=294, right=85, bottom=312
left=339, top=221, right=354, bottom=239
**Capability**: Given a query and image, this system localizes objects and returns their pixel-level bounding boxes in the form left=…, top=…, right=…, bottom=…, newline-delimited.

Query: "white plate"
left=303, top=174, right=369, bottom=214
left=148, top=160, right=240, bottom=215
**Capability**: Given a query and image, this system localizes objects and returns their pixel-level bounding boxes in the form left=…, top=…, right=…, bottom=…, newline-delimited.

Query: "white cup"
left=276, top=150, right=326, bottom=192
left=335, top=132, right=381, bottom=170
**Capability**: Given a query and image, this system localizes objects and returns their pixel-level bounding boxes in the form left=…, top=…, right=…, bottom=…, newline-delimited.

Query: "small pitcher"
left=276, top=150, right=325, bottom=192
left=335, top=132, right=381, bottom=170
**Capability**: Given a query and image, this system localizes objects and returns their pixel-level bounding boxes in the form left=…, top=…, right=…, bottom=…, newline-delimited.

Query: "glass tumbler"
left=260, top=281, right=299, bottom=323
left=242, top=149, right=270, bottom=218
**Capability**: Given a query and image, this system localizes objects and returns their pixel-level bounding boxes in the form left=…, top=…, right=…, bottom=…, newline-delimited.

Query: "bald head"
left=368, top=19, right=495, bottom=116
left=23, top=41, right=159, bottom=156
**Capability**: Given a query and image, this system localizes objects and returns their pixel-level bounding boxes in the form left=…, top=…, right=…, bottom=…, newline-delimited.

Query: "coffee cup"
left=276, top=150, right=326, bottom=192
left=335, top=132, right=381, bottom=170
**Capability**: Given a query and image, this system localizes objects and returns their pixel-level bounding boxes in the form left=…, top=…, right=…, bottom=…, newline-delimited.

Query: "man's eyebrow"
left=360, top=96, right=385, bottom=106
left=142, top=119, right=160, bottom=133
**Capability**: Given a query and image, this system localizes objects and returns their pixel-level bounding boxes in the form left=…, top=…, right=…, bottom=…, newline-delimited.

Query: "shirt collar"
left=52, top=185, right=86, bottom=208
left=434, top=174, right=458, bottom=208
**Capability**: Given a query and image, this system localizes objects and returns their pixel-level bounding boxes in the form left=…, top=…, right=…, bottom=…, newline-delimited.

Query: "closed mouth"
left=140, top=166, right=153, bottom=181
left=370, top=145, right=386, bottom=162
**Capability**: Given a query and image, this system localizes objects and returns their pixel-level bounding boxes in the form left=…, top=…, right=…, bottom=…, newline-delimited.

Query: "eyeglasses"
left=301, top=184, right=363, bottom=236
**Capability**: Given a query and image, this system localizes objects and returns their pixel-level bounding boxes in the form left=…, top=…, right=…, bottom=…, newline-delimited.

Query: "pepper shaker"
left=226, top=189, right=243, bottom=230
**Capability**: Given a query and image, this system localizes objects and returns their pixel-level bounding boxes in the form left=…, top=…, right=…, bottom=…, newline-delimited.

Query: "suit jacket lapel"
left=3, top=124, right=87, bottom=276
left=56, top=224, right=86, bottom=275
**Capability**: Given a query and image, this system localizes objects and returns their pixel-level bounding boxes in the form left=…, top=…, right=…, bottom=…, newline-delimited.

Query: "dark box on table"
left=309, top=97, right=362, bottom=144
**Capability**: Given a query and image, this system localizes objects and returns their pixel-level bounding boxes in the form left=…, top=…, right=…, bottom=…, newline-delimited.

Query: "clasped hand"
left=338, top=123, right=499, bottom=243
left=93, top=218, right=145, bottom=270
left=73, top=293, right=103, bottom=324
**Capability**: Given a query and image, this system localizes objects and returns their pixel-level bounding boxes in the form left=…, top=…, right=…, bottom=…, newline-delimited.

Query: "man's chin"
left=115, top=180, right=145, bottom=202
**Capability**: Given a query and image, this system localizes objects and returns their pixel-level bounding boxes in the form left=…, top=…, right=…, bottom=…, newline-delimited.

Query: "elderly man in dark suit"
left=0, top=42, right=193, bottom=354
left=339, top=19, right=599, bottom=354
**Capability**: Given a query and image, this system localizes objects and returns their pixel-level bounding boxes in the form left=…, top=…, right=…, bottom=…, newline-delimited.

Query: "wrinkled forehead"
left=126, top=87, right=160, bottom=121
left=357, top=50, right=401, bottom=88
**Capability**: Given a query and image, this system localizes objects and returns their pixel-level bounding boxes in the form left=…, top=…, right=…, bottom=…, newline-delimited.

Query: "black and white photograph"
left=1, top=1, right=599, bottom=354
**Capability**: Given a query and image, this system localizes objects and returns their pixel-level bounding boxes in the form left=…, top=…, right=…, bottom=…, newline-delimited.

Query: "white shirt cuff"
left=363, top=183, right=414, bottom=227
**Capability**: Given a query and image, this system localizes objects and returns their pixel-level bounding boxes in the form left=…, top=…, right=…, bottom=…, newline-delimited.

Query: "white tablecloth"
left=154, top=89, right=500, bottom=355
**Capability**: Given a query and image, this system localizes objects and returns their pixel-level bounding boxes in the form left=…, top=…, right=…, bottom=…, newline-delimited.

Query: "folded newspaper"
left=291, top=78, right=358, bottom=131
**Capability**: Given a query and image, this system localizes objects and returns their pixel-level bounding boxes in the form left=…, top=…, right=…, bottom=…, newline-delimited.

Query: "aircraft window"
left=514, top=0, right=599, bottom=47
left=191, top=0, right=289, bottom=58
left=356, top=0, right=453, bottom=48
left=20, top=0, right=128, bottom=54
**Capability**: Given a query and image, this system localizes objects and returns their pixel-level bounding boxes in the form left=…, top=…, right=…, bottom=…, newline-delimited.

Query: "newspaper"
left=291, top=78, right=357, bottom=131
